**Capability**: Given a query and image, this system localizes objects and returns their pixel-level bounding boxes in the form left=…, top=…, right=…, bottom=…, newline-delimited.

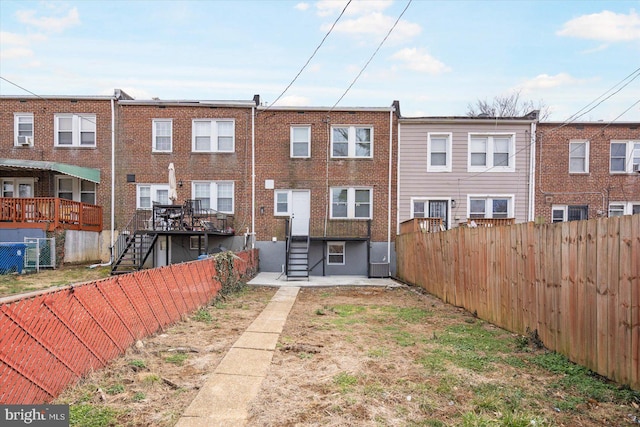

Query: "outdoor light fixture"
left=178, top=180, right=183, bottom=187
left=451, top=200, right=457, bottom=208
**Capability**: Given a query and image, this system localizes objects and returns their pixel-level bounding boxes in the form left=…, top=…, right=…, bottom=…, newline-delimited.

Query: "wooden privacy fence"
left=0, top=249, right=258, bottom=404
left=396, top=216, right=639, bottom=390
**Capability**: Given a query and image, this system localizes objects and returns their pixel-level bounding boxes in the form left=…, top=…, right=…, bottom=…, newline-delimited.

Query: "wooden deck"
left=0, top=197, right=102, bottom=232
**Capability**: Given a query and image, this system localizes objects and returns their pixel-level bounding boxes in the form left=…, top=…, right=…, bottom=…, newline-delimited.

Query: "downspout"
left=91, top=96, right=115, bottom=268
left=528, top=120, right=536, bottom=221
left=387, top=107, right=393, bottom=275
left=396, top=120, right=401, bottom=236
left=251, top=105, right=255, bottom=248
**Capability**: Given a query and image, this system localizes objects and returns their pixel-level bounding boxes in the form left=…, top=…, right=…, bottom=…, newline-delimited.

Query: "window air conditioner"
left=18, top=136, right=33, bottom=146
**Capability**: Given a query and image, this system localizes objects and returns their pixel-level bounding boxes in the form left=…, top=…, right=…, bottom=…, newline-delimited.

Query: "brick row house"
left=2, top=91, right=638, bottom=277
left=535, top=122, right=640, bottom=223
left=254, top=105, right=398, bottom=278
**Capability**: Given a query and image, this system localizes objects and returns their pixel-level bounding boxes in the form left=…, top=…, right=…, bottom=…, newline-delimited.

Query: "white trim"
left=610, top=140, right=640, bottom=174
left=14, top=113, right=34, bottom=146
left=330, top=125, right=374, bottom=159
left=608, top=201, right=640, bottom=216
left=568, top=139, right=589, bottom=174
left=327, top=241, right=346, bottom=265
left=467, top=132, right=516, bottom=172
left=191, top=180, right=235, bottom=214
left=330, top=187, right=372, bottom=219
left=409, top=197, right=452, bottom=229
left=274, top=189, right=292, bottom=216
left=191, top=119, right=235, bottom=152
left=136, top=184, right=170, bottom=209
left=152, top=119, right=173, bottom=152
left=467, top=194, right=514, bottom=219
left=54, top=114, right=97, bottom=147
left=426, top=132, right=452, bottom=172
left=290, top=125, right=311, bottom=158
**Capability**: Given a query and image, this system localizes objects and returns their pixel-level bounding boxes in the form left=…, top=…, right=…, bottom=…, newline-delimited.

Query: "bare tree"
left=467, top=90, right=550, bottom=119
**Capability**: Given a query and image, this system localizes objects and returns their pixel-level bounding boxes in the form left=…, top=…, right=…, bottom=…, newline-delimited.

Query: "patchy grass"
left=0, top=264, right=111, bottom=298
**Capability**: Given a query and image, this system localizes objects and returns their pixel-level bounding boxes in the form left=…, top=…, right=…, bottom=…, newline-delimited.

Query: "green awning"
left=0, top=159, right=101, bottom=183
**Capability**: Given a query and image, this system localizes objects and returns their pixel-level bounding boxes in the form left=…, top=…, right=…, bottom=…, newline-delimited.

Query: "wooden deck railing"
left=467, top=218, right=516, bottom=227
left=399, top=217, right=444, bottom=234
left=0, top=198, right=102, bottom=232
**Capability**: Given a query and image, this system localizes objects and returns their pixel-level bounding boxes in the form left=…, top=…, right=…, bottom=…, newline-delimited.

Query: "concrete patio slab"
left=248, top=272, right=403, bottom=288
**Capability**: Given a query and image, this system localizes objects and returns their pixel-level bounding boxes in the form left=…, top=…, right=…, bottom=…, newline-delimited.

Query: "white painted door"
left=291, top=190, right=310, bottom=236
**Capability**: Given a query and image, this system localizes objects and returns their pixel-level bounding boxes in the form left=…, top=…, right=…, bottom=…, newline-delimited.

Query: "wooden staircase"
left=287, top=235, right=309, bottom=280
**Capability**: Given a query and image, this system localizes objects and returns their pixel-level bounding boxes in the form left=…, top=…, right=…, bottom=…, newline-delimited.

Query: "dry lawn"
left=50, top=284, right=639, bottom=426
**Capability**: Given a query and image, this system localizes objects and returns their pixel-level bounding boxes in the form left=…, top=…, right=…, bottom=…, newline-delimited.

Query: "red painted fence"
left=0, top=249, right=258, bottom=404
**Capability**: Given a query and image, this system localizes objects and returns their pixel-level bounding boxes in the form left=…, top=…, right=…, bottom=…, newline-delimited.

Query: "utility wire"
left=329, top=0, right=412, bottom=111
left=0, top=76, right=47, bottom=101
left=263, top=0, right=352, bottom=111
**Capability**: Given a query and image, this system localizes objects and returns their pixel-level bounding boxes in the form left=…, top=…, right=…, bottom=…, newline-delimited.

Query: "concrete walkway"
left=174, top=286, right=300, bottom=427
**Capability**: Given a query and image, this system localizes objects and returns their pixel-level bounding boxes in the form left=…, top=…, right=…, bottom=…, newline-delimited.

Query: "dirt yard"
left=50, top=282, right=639, bottom=427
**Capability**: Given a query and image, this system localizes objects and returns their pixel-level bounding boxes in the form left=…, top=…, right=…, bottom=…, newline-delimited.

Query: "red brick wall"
left=115, top=104, right=254, bottom=232
left=0, top=249, right=258, bottom=404
left=254, top=109, right=398, bottom=242
left=0, top=97, right=114, bottom=227
left=536, top=123, right=640, bottom=221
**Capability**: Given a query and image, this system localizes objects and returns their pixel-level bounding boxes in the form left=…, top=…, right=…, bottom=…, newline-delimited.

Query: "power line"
left=329, top=0, right=413, bottom=111
left=262, top=0, right=352, bottom=111
left=0, top=76, right=47, bottom=101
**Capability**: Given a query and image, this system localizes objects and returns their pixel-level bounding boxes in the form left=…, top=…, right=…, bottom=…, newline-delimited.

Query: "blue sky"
left=1, top=0, right=639, bottom=121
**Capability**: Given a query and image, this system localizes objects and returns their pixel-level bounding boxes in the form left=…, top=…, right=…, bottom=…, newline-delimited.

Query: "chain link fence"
left=0, top=238, right=55, bottom=275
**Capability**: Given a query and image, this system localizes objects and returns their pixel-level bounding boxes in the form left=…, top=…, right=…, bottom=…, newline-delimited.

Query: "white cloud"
left=517, top=73, right=585, bottom=93
left=557, top=10, right=640, bottom=42
left=316, top=0, right=393, bottom=17
left=325, top=12, right=421, bottom=44
left=272, top=95, right=312, bottom=106
left=295, top=2, right=311, bottom=11
left=391, top=48, right=450, bottom=75
left=16, top=6, right=80, bottom=33
left=0, top=47, right=33, bottom=61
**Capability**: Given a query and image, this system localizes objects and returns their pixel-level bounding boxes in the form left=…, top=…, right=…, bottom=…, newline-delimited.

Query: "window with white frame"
left=274, top=190, right=291, bottom=215
left=137, top=184, right=169, bottom=209
left=291, top=126, right=311, bottom=158
left=327, top=242, right=345, bottom=265
left=331, top=187, right=371, bottom=219
left=610, top=140, right=640, bottom=173
left=468, top=196, right=512, bottom=219
left=609, top=202, right=640, bottom=217
left=55, top=114, right=96, bottom=147
left=192, top=181, right=234, bottom=213
left=427, top=133, right=452, bottom=172
left=468, top=133, right=515, bottom=172
left=55, top=176, right=95, bottom=204
left=2, top=178, right=34, bottom=198
left=192, top=119, right=235, bottom=152
left=552, top=205, right=588, bottom=223
left=14, top=113, right=34, bottom=146
left=153, top=119, right=172, bottom=152
left=411, top=198, right=450, bottom=228
left=569, top=140, right=589, bottom=173
left=331, top=126, right=372, bottom=158
left=610, top=141, right=640, bottom=173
